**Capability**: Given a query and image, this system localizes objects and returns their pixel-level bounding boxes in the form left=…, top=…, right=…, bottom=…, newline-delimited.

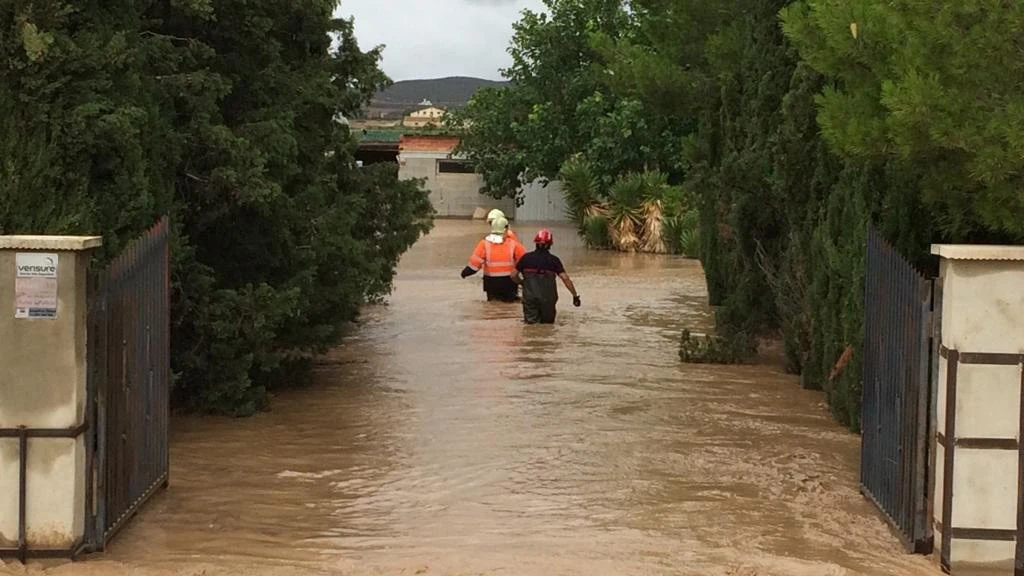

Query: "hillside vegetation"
left=365, top=76, right=510, bottom=118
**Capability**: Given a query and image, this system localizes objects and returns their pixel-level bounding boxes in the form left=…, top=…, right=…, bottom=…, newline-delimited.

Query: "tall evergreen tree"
left=1, top=1, right=433, bottom=415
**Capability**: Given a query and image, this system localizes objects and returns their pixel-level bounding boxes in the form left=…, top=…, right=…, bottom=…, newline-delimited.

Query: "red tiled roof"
left=399, top=135, right=460, bottom=153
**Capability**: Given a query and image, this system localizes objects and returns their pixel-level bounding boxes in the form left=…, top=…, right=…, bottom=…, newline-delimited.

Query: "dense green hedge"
left=1, top=2, right=433, bottom=415
left=453, top=0, right=1024, bottom=431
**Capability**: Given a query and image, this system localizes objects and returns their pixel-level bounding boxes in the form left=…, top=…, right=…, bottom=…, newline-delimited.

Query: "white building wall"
left=398, top=152, right=514, bottom=218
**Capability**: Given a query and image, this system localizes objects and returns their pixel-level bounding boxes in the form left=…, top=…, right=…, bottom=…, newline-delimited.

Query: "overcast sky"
left=335, top=0, right=547, bottom=81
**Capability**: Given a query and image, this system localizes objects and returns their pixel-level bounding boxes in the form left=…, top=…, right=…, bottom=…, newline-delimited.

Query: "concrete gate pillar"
left=0, top=235, right=102, bottom=560
left=931, top=244, right=1024, bottom=574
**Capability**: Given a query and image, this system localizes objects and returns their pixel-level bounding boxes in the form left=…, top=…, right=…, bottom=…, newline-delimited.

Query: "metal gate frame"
left=83, top=217, right=171, bottom=552
left=0, top=220, right=168, bottom=562
left=0, top=424, right=91, bottom=561
left=860, top=225, right=936, bottom=553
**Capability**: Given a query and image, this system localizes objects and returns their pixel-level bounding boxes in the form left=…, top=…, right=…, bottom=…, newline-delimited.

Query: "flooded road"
left=4, top=221, right=939, bottom=576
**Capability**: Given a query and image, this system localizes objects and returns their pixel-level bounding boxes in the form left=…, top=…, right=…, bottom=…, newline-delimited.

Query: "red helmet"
left=534, top=229, right=554, bottom=246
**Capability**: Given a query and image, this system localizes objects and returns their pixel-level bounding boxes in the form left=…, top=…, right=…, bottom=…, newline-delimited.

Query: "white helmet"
left=487, top=209, right=505, bottom=224
left=490, top=216, right=509, bottom=235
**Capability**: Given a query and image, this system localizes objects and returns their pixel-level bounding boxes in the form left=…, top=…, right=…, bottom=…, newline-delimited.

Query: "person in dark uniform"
left=511, top=229, right=581, bottom=324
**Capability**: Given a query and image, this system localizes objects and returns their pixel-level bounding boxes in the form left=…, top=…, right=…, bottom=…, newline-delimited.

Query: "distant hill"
left=364, top=76, right=509, bottom=119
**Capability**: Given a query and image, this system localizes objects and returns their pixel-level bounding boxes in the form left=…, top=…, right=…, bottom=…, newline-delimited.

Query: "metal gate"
left=861, top=225, right=935, bottom=553
left=85, top=217, right=170, bottom=551
left=516, top=178, right=569, bottom=222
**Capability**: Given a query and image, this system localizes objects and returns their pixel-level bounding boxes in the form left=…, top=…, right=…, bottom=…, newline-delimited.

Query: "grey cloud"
left=336, top=0, right=546, bottom=80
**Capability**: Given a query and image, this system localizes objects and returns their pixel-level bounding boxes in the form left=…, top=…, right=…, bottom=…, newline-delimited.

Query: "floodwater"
left=3, top=221, right=940, bottom=576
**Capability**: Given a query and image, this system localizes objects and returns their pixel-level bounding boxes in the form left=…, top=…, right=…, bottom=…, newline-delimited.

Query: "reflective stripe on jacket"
left=468, top=238, right=525, bottom=277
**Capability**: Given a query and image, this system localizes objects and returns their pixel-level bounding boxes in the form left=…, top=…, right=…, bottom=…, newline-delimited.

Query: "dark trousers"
left=483, top=275, right=519, bottom=302
left=523, top=298, right=557, bottom=324
left=487, top=291, right=520, bottom=303
left=521, top=272, right=558, bottom=324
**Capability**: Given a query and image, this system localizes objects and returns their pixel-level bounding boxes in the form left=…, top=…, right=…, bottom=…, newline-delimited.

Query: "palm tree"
left=607, top=173, right=645, bottom=252
left=560, top=157, right=608, bottom=247
left=639, top=171, right=669, bottom=254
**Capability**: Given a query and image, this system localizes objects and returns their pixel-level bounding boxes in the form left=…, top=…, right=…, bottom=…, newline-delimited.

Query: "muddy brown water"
left=3, top=221, right=940, bottom=576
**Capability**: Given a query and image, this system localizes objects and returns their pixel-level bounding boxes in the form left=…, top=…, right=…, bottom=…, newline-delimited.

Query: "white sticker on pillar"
left=14, top=253, right=58, bottom=319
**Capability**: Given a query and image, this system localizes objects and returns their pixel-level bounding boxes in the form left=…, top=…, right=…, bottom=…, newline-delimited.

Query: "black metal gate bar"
left=0, top=424, right=89, bottom=561
left=86, top=269, right=107, bottom=551
left=914, top=272, right=934, bottom=546
left=83, top=217, right=171, bottom=552
left=17, top=428, right=25, bottom=562
left=860, top=225, right=934, bottom=553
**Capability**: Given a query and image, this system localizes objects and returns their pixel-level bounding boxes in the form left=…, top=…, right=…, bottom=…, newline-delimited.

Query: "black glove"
left=573, top=295, right=581, bottom=307
left=461, top=266, right=475, bottom=279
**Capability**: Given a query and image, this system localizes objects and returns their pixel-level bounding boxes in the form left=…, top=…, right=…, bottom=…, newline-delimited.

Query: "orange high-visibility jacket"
left=468, top=238, right=526, bottom=277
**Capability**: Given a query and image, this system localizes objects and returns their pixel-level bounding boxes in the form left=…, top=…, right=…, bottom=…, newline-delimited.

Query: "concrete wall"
left=0, top=237, right=99, bottom=550
left=931, top=244, right=1024, bottom=573
left=399, top=154, right=514, bottom=218
left=397, top=135, right=529, bottom=219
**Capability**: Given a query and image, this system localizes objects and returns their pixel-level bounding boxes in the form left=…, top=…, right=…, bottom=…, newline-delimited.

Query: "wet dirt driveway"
left=3, top=221, right=940, bottom=576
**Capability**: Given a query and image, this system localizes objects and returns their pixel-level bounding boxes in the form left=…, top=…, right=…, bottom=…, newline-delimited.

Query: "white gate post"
left=0, top=235, right=102, bottom=560
left=931, top=244, right=1024, bottom=574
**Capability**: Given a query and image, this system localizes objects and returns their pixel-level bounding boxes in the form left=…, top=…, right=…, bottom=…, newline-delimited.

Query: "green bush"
left=582, top=214, right=612, bottom=248
left=664, top=210, right=700, bottom=258
left=560, top=156, right=602, bottom=234
left=679, top=329, right=758, bottom=365
left=678, top=227, right=700, bottom=259
left=0, top=2, right=433, bottom=415
left=444, top=0, right=1024, bottom=431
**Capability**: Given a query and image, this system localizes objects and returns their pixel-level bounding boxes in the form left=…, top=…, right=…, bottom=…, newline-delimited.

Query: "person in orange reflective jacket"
left=461, top=216, right=526, bottom=302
